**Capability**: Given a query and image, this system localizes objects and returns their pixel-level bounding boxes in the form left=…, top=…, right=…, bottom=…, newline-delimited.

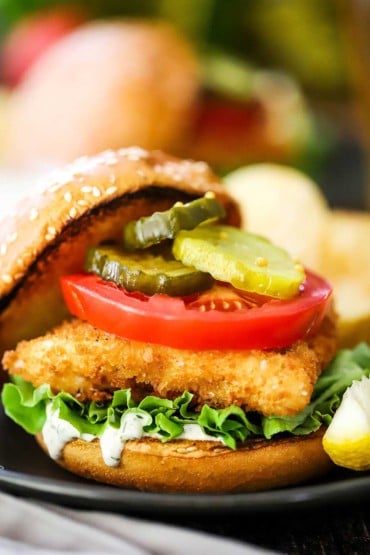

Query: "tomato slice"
left=60, top=271, right=332, bottom=351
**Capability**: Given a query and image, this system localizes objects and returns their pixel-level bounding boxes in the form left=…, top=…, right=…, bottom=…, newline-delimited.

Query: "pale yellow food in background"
left=320, top=210, right=370, bottom=347
left=225, top=164, right=370, bottom=348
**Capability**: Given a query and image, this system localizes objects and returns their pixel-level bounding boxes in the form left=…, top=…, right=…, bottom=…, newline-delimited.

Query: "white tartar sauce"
left=42, top=404, right=95, bottom=460
left=99, top=411, right=152, bottom=466
left=41, top=403, right=224, bottom=467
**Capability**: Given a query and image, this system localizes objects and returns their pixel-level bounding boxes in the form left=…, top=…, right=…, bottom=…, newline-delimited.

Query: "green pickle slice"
left=86, top=245, right=214, bottom=297
left=123, top=194, right=225, bottom=249
left=172, top=225, right=305, bottom=299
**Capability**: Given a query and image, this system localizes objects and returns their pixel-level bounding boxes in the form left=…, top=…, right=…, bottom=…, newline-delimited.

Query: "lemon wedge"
left=323, top=377, right=370, bottom=470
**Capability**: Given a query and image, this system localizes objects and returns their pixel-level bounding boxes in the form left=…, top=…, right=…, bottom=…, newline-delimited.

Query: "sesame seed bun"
left=0, top=148, right=240, bottom=354
left=35, top=429, right=332, bottom=493
left=6, top=21, right=199, bottom=167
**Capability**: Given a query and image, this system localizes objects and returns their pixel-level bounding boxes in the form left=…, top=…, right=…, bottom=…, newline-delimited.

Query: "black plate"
left=1, top=404, right=370, bottom=515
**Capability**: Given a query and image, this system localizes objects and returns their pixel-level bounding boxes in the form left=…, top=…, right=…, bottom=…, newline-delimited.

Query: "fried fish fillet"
left=3, top=309, right=337, bottom=417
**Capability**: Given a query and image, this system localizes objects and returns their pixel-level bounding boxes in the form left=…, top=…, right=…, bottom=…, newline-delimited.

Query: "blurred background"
left=0, top=0, right=368, bottom=209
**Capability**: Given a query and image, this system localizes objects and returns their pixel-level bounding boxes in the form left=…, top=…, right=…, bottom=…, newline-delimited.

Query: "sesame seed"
left=0, top=244, right=7, bottom=255
left=205, top=191, right=215, bottom=199
left=106, top=186, right=118, bottom=195
left=209, top=301, right=216, bottom=310
left=234, top=301, right=243, bottom=310
left=7, top=232, right=17, bottom=244
left=45, top=234, right=55, bottom=241
left=118, top=146, right=148, bottom=160
left=2, top=274, right=12, bottom=284
left=47, top=226, right=56, bottom=236
left=14, top=272, right=23, bottom=280
left=29, top=209, right=39, bottom=221
left=176, top=446, right=197, bottom=454
left=199, top=305, right=206, bottom=312
left=92, top=187, right=101, bottom=198
left=222, top=301, right=230, bottom=310
left=193, top=161, right=208, bottom=172
left=77, top=200, right=88, bottom=207
left=69, top=207, right=78, bottom=218
left=184, top=446, right=197, bottom=453
left=49, top=182, right=62, bottom=193
left=256, top=257, right=268, bottom=267
left=64, top=192, right=72, bottom=203
left=81, top=186, right=93, bottom=194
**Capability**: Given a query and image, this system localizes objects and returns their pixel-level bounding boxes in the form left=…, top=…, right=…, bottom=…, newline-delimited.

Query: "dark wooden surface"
left=159, top=503, right=370, bottom=554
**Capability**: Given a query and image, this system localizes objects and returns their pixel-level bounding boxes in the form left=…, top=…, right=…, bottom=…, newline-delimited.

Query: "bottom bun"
left=36, top=429, right=333, bottom=493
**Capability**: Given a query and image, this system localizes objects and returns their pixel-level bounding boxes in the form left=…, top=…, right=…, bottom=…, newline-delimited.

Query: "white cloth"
left=0, top=492, right=275, bottom=555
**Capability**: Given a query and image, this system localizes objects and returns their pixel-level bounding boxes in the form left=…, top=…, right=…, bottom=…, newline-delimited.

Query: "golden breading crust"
left=3, top=310, right=337, bottom=417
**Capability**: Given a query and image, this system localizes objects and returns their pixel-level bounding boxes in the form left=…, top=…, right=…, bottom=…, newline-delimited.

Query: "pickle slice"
left=172, top=225, right=305, bottom=299
left=123, top=194, right=225, bottom=249
left=86, top=245, right=214, bottom=297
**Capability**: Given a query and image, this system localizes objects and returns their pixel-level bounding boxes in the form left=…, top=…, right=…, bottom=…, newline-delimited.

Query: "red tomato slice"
left=60, top=272, right=332, bottom=351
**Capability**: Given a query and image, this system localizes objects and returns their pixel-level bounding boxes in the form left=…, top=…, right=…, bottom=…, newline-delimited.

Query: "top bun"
left=6, top=21, right=199, bottom=167
left=0, top=148, right=240, bottom=353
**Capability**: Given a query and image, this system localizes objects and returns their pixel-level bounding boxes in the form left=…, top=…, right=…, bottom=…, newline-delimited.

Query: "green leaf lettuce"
left=2, top=344, right=370, bottom=448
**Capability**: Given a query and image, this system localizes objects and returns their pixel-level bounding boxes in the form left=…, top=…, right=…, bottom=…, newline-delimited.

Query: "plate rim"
left=1, top=465, right=370, bottom=514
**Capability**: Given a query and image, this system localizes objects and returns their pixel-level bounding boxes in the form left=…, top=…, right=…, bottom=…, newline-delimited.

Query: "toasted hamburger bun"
left=0, top=148, right=333, bottom=492
left=36, top=430, right=332, bottom=493
left=6, top=21, right=199, bottom=167
left=0, top=147, right=239, bottom=354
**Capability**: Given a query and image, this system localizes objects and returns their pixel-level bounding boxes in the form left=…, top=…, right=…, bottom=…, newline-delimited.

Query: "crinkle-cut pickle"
left=123, top=194, right=225, bottom=249
left=86, top=245, right=214, bottom=297
left=172, top=225, right=305, bottom=299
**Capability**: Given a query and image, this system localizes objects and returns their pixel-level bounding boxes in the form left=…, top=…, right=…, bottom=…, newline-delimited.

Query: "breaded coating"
left=2, top=312, right=337, bottom=417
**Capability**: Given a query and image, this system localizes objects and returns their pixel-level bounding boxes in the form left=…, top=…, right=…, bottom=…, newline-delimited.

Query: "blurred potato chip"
left=224, top=164, right=329, bottom=269
left=225, top=164, right=370, bottom=348
left=320, top=211, right=370, bottom=347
